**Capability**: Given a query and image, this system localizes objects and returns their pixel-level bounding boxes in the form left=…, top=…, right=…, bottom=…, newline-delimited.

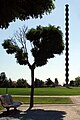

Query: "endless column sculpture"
left=65, top=4, right=69, bottom=86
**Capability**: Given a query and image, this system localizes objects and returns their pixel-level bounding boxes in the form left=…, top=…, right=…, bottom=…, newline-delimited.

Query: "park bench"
left=0, top=94, right=22, bottom=113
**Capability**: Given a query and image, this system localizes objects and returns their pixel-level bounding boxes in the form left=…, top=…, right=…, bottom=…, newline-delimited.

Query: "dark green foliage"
left=45, top=78, right=54, bottom=87
left=0, top=72, right=8, bottom=88
left=54, top=78, right=59, bottom=86
left=0, top=72, right=13, bottom=88
left=34, top=78, right=44, bottom=87
left=0, top=0, right=55, bottom=28
left=2, top=40, right=18, bottom=54
left=2, top=25, right=64, bottom=67
left=2, top=39, right=28, bottom=65
left=75, top=77, right=80, bottom=87
left=26, top=25, right=64, bottom=67
left=69, top=77, right=80, bottom=87
left=8, top=78, right=15, bottom=88
left=69, top=80, right=75, bottom=87
left=16, top=78, right=30, bottom=88
left=0, top=71, right=30, bottom=88
left=15, top=49, right=28, bottom=65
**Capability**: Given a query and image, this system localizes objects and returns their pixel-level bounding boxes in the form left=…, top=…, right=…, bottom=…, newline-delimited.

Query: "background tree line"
left=69, top=76, right=80, bottom=87
left=0, top=72, right=30, bottom=88
left=34, top=78, right=60, bottom=88
left=1, top=72, right=80, bottom=88
left=0, top=72, right=60, bottom=88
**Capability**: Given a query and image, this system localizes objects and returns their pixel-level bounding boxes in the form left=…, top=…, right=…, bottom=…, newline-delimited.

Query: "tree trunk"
left=30, top=67, right=34, bottom=109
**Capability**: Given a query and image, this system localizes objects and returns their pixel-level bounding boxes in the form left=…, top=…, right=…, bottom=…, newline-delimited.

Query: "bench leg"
left=14, top=107, right=17, bottom=111
left=6, top=108, right=9, bottom=115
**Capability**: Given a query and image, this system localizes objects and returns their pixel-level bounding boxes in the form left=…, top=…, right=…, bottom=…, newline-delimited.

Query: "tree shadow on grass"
left=0, top=108, right=66, bottom=120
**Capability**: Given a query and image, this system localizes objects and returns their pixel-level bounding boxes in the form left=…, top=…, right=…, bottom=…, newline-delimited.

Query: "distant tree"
left=34, top=78, right=40, bottom=88
left=8, top=78, right=17, bottom=88
left=34, top=78, right=44, bottom=88
left=0, top=72, right=7, bottom=87
left=0, top=72, right=8, bottom=93
left=75, top=76, right=80, bottom=87
left=40, top=80, right=45, bottom=87
left=0, top=0, right=55, bottom=28
left=54, top=78, right=59, bottom=86
left=8, top=78, right=13, bottom=88
left=63, top=83, right=66, bottom=87
left=69, top=80, right=75, bottom=87
left=45, top=78, right=54, bottom=87
left=16, top=78, right=29, bottom=88
left=2, top=25, right=64, bottom=108
left=0, top=72, right=4, bottom=87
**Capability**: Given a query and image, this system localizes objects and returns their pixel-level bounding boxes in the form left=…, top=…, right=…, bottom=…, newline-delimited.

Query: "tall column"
left=65, top=4, right=69, bottom=86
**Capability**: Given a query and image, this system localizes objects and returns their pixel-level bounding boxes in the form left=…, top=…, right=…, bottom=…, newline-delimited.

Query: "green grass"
left=0, top=88, right=31, bottom=95
left=0, top=105, right=3, bottom=110
left=0, top=87, right=80, bottom=96
left=0, top=97, right=72, bottom=110
left=13, top=97, right=73, bottom=104
left=0, top=96, right=72, bottom=110
left=34, top=87, right=80, bottom=96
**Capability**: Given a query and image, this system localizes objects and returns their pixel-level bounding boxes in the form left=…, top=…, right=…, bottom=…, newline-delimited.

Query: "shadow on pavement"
left=0, top=108, right=66, bottom=120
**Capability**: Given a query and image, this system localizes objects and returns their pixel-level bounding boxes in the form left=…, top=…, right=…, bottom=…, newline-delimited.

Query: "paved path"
left=70, top=96, right=80, bottom=105
left=0, top=96, right=80, bottom=120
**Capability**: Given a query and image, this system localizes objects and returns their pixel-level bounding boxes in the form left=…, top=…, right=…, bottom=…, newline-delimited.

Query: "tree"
left=75, top=76, right=80, bottom=87
left=8, top=78, right=13, bottom=88
left=54, top=78, right=59, bottom=86
left=69, top=80, right=75, bottom=87
left=45, top=78, right=54, bottom=87
left=35, top=78, right=40, bottom=88
left=2, top=25, right=64, bottom=108
left=0, top=72, right=8, bottom=93
left=0, top=72, right=6, bottom=87
left=16, top=78, right=30, bottom=88
left=0, top=0, right=55, bottom=28
left=34, top=78, right=44, bottom=88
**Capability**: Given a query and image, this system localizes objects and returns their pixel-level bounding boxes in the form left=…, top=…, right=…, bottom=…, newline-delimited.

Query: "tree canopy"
left=26, top=25, right=64, bottom=67
left=2, top=25, right=64, bottom=68
left=0, top=0, right=55, bottom=28
left=16, top=78, right=30, bottom=88
left=0, top=72, right=7, bottom=87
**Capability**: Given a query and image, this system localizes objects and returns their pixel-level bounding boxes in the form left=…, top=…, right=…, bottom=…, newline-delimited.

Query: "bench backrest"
left=0, top=94, right=13, bottom=107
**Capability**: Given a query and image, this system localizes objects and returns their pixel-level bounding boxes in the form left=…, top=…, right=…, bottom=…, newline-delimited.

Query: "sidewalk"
left=0, top=96, right=80, bottom=120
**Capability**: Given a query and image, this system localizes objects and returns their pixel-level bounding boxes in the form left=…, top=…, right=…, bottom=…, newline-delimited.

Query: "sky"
left=0, top=0, right=80, bottom=85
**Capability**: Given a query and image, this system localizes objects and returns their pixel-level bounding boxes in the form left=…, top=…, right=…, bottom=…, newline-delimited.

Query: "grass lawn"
left=0, top=87, right=80, bottom=96
left=0, top=105, right=3, bottom=110
left=0, top=97, right=73, bottom=110
left=0, top=87, right=77, bottom=110
left=13, top=97, right=73, bottom=104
